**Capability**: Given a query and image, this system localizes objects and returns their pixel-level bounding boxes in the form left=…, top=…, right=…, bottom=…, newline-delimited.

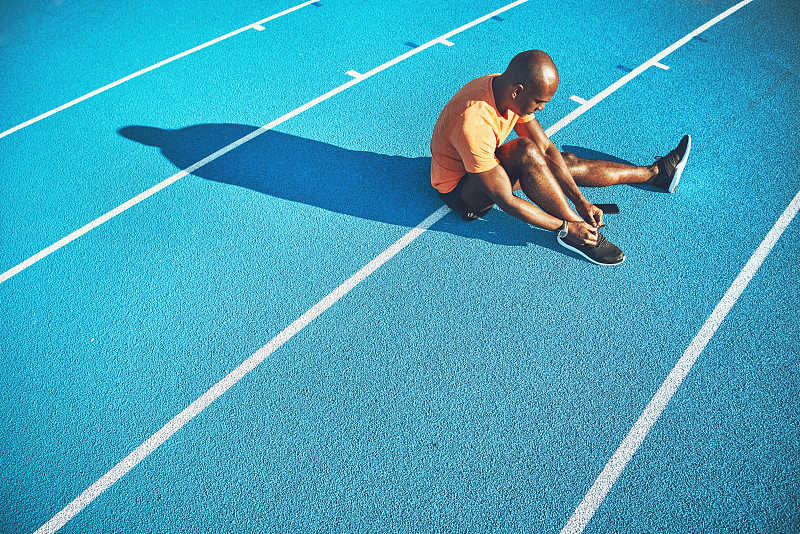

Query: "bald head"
left=494, top=50, right=559, bottom=116
left=504, top=50, right=558, bottom=91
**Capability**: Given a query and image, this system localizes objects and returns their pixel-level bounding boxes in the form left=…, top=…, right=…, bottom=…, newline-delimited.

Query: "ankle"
left=645, top=163, right=660, bottom=184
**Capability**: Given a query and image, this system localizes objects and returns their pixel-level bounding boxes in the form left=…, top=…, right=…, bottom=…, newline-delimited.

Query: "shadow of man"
left=119, top=124, right=558, bottom=249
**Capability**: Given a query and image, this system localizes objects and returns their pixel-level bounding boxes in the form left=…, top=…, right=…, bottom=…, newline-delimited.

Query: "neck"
left=491, top=74, right=511, bottom=116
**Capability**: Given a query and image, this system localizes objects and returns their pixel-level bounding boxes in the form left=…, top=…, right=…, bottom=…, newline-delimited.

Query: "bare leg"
left=489, top=138, right=583, bottom=221
left=453, top=139, right=625, bottom=263
left=456, top=138, right=607, bottom=249
left=459, top=138, right=583, bottom=221
left=560, top=152, right=657, bottom=187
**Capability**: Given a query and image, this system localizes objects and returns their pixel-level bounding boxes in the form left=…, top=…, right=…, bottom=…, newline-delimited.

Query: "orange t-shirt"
left=430, top=74, right=533, bottom=193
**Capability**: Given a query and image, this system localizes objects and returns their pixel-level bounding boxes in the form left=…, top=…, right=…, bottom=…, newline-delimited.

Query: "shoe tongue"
left=596, top=233, right=607, bottom=246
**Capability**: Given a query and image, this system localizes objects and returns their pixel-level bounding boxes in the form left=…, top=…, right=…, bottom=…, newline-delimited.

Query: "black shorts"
left=437, top=175, right=492, bottom=221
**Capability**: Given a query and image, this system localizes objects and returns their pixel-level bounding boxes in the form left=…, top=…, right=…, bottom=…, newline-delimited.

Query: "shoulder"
left=457, top=76, right=500, bottom=123
left=433, top=74, right=498, bottom=142
left=454, top=74, right=497, bottom=109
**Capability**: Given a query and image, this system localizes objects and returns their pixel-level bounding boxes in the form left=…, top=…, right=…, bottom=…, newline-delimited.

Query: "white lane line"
left=0, top=131, right=258, bottom=285
left=570, top=95, right=588, bottom=105
left=346, top=70, right=362, bottom=78
left=0, top=0, right=319, bottom=140
left=439, top=38, right=455, bottom=46
left=546, top=0, right=756, bottom=137
left=30, top=2, right=532, bottom=530
left=653, top=61, right=670, bottom=70
left=32, top=205, right=450, bottom=534
left=252, top=24, right=266, bottom=31
left=0, top=0, right=530, bottom=286
left=28, top=2, right=756, bottom=530
left=561, top=188, right=800, bottom=534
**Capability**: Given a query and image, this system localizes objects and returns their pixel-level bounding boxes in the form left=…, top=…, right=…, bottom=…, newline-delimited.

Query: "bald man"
left=430, top=50, right=691, bottom=265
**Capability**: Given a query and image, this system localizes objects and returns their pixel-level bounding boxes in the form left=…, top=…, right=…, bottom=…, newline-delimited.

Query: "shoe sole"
left=666, top=135, right=691, bottom=193
left=557, top=236, right=625, bottom=266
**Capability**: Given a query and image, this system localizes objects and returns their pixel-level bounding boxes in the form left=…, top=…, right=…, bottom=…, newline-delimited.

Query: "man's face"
left=514, top=81, right=557, bottom=115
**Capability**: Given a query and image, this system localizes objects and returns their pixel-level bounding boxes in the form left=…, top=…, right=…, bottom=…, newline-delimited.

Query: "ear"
left=511, top=84, right=525, bottom=99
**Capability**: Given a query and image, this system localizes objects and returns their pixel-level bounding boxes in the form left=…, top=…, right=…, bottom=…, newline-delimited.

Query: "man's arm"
left=468, top=164, right=599, bottom=245
left=514, top=118, right=603, bottom=227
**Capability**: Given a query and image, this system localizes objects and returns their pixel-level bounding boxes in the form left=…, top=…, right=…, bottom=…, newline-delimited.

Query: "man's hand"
left=576, top=200, right=603, bottom=228
left=567, top=220, right=599, bottom=246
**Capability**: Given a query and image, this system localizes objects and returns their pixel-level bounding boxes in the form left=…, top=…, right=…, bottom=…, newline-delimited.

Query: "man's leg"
left=457, top=137, right=625, bottom=265
left=559, top=152, right=658, bottom=187
left=459, top=137, right=584, bottom=223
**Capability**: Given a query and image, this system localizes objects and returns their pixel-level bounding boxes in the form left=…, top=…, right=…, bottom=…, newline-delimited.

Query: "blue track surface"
left=2, top=1, right=799, bottom=533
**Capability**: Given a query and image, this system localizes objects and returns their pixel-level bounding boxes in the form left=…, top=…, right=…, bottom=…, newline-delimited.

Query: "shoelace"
left=563, top=231, right=608, bottom=249
left=593, top=232, right=608, bottom=249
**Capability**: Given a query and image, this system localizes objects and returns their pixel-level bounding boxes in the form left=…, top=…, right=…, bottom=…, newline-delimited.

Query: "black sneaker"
left=652, top=135, right=691, bottom=193
left=557, top=232, right=625, bottom=265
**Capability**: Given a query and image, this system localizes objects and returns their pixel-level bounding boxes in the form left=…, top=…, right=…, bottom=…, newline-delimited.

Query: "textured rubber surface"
left=1, top=1, right=798, bottom=533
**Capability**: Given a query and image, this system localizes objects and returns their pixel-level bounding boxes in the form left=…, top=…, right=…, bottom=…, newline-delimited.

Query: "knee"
left=504, top=137, right=547, bottom=167
left=561, top=151, right=578, bottom=165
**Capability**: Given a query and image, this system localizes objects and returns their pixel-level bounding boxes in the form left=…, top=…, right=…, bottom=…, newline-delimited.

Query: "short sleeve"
left=516, top=113, right=534, bottom=124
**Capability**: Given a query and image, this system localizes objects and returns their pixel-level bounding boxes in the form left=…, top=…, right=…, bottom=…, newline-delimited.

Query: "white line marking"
left=570, top=95, right=588, bottom=105
left=27, top=2, right=760, bottom=530
left=653, top=61, right=670, bottom=70
left=31, top=2, right=532, bottom=530
left=252, top=24, right=266, bottom=31
left=32, top=205, right=450, bottom=534
left=0, top=0, right=318, bottom=140
left=346, top=70, right=362, bottom=78
left=439, top=38, right=455, bottom=46
left=561, top=188, right=800, bottom=534
left=546, top=0, right=756, bottom=137
left=0, top=0, right=531, bottom=286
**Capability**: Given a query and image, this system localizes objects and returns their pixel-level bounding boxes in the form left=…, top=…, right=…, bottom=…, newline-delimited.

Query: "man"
left=430, top=50, right=691, bottom=265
